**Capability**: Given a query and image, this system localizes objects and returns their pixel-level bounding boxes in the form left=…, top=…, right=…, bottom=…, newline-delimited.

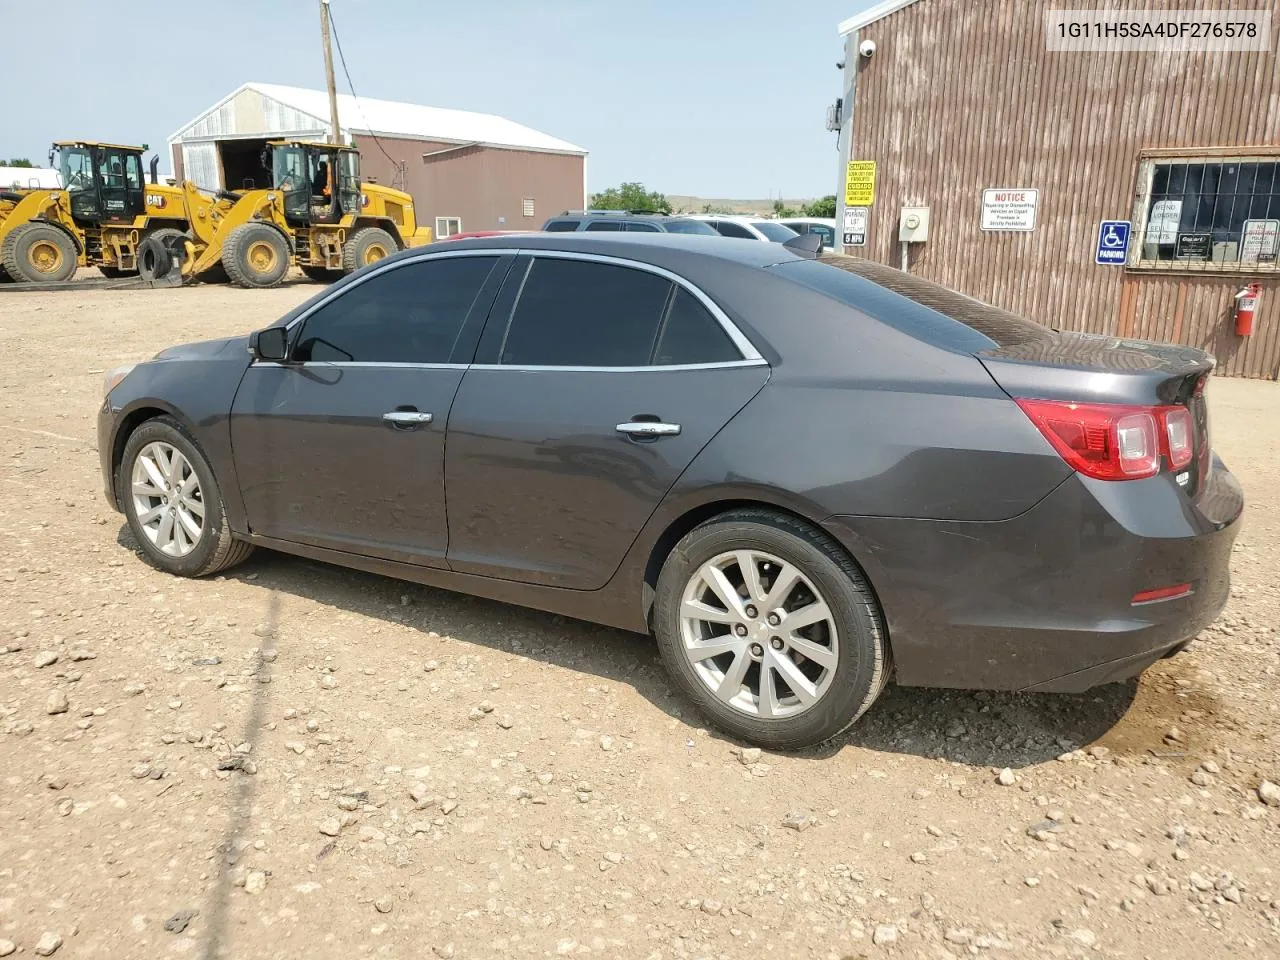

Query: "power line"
left=326, top=2, right=406, bottom=190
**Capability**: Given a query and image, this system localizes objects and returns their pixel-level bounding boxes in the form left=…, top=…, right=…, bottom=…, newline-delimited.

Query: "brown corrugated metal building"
left=168, top=83, right=587, bottom=239
left=832, top=0, right=1280, bottom=378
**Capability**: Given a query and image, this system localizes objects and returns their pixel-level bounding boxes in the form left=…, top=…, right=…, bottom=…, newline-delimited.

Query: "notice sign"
left=981, top=188, right=1038, bottom=231
left=843, top=205, right=868, bottom=246
left=1175, top=232, right=1212, bottom=260
left=845, top=161, right=876, bottom=206
left=1241, top=219, right=1280, bottom=263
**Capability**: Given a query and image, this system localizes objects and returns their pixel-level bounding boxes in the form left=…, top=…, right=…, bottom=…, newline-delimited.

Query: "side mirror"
left=249, top=327, right=289, bottom=361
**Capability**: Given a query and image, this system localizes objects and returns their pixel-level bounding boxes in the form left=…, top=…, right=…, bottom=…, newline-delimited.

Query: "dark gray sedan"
left=98, top=234, right=1243, bottom=748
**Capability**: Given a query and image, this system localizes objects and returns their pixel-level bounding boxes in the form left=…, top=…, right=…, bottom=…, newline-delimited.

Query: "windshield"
left=58, top=146, right=94, bottom=192
left=272, top=146, right=308, bottom=192
left=751, top=221, right=801, bottom=242
left=665, top=219, right=719, bottom=235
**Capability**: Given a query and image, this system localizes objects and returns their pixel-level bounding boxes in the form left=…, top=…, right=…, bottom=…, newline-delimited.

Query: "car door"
left=229, top=251, right=510, bottom=566
left=443, top=252, right=771, bottom=589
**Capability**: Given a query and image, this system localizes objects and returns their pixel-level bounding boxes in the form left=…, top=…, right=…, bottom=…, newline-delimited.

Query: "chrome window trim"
left=249, top=361, right=469, bottom=370
left=468, top=359, right=768, bottom=373
left=272, top=245, right=767, bottom=369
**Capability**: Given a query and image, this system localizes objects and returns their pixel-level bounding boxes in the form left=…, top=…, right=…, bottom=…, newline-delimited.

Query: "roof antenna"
left=782, top=232, right=823, bottom=259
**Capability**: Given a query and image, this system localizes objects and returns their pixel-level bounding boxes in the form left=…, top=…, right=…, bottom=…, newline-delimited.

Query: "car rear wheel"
left=654, top=510, right=890, bottom=749
left=119, top=417, right=253, bottom=577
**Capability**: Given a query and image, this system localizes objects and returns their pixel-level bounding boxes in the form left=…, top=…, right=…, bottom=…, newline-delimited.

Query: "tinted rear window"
left=751, top=221, right=800, bottom=242
left=775, top=254, right=1052, bottom=348
left=665, top=219, right=718, bottom=235
left=543, top=220, right=579, bottom=232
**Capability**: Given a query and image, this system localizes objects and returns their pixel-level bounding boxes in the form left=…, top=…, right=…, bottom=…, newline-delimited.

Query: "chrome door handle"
left=383, top=410, right=433, bottom=425
left=616, top=421, right=681, bottom=438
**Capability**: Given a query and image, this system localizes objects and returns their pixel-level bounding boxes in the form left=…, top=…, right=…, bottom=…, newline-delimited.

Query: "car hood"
left=153, top=335, right=251, bottom=361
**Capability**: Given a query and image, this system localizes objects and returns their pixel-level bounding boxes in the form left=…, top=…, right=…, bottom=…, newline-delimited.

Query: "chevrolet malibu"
left=98, top=234, right=1243, bottom=749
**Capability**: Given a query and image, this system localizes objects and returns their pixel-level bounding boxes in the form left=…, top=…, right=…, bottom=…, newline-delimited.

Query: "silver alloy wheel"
left=130, top=441, right=205, bottom=558
left=679, top=550, right=838, bottom=719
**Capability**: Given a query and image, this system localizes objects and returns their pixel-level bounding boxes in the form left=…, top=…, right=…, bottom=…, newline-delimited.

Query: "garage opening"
left=218, top=139, right=273, bottom=192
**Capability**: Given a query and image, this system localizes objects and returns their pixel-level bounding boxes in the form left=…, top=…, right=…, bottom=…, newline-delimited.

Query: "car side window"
left=543, top=220, right=580, bottom=232
left=293, top=256, right=499, bottom=363
left=625, top=221, right=661, bottom=232
left=714, top=221, right=755, bottom=239
left=498, top=258, right=671, bottom=367
left=584, top=220, right=623, bottom=231
left=653, top=287, right=741, bottom=365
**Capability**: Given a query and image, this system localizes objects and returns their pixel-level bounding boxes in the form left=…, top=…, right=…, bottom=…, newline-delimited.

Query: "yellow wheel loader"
left=149, top=140, right=433, bottom=289
left=0, top=141, right=199, bottom=284
left=0, top=140, right=431, bottom=288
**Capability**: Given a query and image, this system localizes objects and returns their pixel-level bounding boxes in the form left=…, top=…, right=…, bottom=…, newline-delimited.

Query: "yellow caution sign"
left=845, top=160, right=876, bottom=206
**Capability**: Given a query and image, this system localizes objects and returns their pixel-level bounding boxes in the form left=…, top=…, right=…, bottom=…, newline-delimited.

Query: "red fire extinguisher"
left=1235, top=282, right=1261, bottom=337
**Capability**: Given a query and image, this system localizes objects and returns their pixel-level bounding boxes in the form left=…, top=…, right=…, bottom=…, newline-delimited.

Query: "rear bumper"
left=823, top=458, right=1243, bottom=692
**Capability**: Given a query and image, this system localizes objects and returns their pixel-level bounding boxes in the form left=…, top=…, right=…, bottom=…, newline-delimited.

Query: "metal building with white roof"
left=168, top=82, right=588, bottom=237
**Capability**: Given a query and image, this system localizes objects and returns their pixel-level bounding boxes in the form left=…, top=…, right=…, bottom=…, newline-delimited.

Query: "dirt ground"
left=1, top=275, right=1279, bottom=960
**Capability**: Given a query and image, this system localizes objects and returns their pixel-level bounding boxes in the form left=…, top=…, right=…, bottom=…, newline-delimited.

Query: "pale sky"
left=2, top=0, right=872, bottom=198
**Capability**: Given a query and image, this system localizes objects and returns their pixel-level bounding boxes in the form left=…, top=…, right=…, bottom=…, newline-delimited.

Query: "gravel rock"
left=244, top=870, right=268, bottom=895
left=1190, top=769, right=1213, bottom=787
left=0, top=941, right=15, bottom=957
left=739, top=747, right=762, bottom=764
left=700, top=898, right=723, bottom=914
left=46, top=691, right=70, bottom=715
left=441, top=799, right=459, bottom=816
left=872, top=924, right=898, bottom=945
left=468, top=707, right=485, bottom=721
left=781, top=811, right=813, bottom=831
left=497, top=715, right=514, bottom=729
left=997, top=768, right=1016, bottom=786
left=1258, top=780, right=1280, bottom=807
left=600, top=735, right=614, bottom=751
left=34, top=932, right=63, bottom=956
left=1145, top=875, right=1172, bottom=896
left=35, top=650, right=59, bottom=668
left=1069, top=928, right=1096, bottom=947
left=423, top=660, right=439, bottom=672
left=164, top=909, right=199, bottom=933
left=539, top=836, right=554, bottom=851
left=944, top=929, right=973, bottom=945
left=284, top=741, right=306, bottom=755
left=320, top=675, right=339, bottom=690
left=374, top=896, right=394, bottom=914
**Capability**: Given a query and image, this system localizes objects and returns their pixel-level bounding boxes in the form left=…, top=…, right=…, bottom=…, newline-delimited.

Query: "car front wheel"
left=654, top=510, right=890, bottom=750
left=119, top=417, right=253, bottom=577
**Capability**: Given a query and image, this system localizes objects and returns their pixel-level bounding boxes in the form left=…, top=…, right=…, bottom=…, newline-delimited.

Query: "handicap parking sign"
left=1095, top=220, right=1131, bottom=265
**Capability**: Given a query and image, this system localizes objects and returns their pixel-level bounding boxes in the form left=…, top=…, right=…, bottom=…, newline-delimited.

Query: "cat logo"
left=146, top=193, right=166, bottom=208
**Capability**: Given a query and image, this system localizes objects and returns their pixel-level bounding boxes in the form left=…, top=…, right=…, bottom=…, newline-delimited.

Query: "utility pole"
left=320, top=0, right=342, bottom=145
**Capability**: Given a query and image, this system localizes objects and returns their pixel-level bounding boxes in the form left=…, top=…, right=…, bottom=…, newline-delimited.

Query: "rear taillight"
left=1016, top=399, right=1195, bottom=481
left=1163, top=407, right=1193, bottom=469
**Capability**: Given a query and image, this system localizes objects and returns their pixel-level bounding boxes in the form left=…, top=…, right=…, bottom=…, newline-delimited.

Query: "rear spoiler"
left=782, top=232, right=823, bottom=259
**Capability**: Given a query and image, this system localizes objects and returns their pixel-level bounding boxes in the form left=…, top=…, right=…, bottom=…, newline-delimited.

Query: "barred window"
left=1133, top=154, right=1280, bottom=272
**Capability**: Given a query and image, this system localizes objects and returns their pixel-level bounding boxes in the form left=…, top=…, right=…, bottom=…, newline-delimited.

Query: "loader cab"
left=52, top=141, right=146, bottom=225
left=269, top=142, right=361, bottom=228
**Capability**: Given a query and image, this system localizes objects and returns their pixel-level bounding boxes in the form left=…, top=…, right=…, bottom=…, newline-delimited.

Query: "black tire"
left=1, top=223, right=78, bottom=283
left=137, top=227, right=188, bottom=283
left=221, top=222, right=290, bottom=288
left=301, top=265, right=342, bottom=284
left=653, top=509, right=890, bottom=750
left=341, top=226, right=397, bottom=275
left=118, top=416, right=253, bottom=578
left=98, top=265, right=135, bottom=279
